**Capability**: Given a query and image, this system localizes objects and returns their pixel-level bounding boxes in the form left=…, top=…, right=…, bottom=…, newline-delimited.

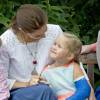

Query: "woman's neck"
left=16, top=32, right=26, bottom=43
left=16, top=32, right=35, bottom=43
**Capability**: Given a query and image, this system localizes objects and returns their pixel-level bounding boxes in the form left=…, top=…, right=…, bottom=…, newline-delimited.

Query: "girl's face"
left=50, top=35, right=71, bottom=61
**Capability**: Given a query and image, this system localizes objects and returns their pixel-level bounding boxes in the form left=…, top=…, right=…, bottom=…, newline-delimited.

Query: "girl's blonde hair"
left=63, top=32, right=82, bottom=62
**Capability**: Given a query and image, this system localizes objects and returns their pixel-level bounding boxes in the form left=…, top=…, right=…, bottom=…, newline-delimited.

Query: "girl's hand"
left=29, top=75, right=49, bottom=86
left=29, top=75, right=40, bottom=86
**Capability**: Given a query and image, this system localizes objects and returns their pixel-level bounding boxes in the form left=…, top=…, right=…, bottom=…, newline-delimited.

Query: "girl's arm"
left=66, top=63, right=91, bottom=100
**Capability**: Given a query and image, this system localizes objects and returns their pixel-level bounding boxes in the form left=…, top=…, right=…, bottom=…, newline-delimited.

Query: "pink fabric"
left=0, top=67, right=9, bottom=100
left=58, top=92, right=74, bottom=100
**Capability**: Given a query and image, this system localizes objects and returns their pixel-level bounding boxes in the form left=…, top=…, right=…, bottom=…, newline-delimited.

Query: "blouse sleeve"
left=0, top=46, right=16, bottom=90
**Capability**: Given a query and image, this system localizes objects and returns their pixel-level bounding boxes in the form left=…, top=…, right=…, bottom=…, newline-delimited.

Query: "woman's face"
left=19, top=24, right=47, bottom=42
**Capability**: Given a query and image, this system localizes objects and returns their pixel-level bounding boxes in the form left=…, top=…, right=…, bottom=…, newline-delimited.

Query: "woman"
left=0, top=4, right=63, bottom=100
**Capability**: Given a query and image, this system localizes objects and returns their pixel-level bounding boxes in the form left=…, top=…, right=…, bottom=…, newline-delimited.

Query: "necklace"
left=16, top=31, right=38, bottom=75
left=25, top=42, right=38, bottom=75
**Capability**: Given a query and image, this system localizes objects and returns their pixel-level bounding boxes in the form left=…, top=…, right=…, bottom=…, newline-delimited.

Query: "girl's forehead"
left=56, top=35, right=67, bottom=43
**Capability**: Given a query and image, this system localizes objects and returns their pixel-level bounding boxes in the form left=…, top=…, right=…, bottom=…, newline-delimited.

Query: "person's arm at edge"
left=81, top=43, right=96, bottom=54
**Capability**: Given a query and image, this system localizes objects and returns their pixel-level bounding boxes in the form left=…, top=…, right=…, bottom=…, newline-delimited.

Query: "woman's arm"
left=12, top=81, right=29, bottom=89
left=0, top=45, right=45, bottom=89
left=0, top=46, right=28, bottom=89
left=0, top=46, right=17, bottom=90
left=13, top=75, right=48, bottom=89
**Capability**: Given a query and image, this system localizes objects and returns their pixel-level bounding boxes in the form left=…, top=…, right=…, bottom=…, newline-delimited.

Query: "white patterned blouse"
left=0, top=24, right=63, bottom=90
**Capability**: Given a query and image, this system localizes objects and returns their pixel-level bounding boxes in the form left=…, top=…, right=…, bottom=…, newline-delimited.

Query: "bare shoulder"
left=73, top=62, right=84, bottom=79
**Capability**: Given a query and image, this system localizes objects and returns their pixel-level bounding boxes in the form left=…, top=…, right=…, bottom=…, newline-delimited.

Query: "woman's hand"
left=29, top=75, right=40, bottom=86
left=29, top=75, right=49, bottom=86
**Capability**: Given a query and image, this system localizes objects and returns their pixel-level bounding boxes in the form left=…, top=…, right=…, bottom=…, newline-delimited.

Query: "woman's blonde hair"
left=63, top=32, right=82, bottom=62
left=11, top=4, right=48, bottom=34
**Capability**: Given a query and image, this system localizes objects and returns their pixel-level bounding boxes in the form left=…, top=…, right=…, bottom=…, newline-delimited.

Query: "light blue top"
left=41, top=64, right=77, bottom=96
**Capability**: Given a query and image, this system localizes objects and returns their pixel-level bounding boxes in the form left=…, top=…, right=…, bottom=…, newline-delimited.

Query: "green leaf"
left=0, top=13, right=10, bottom=27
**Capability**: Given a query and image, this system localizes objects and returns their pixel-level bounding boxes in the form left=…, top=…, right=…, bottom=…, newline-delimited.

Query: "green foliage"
left=0, top=13, right=10, bottom=27
left=47, top=0, right=100, bottom=44
left=0, top=1, right=16, bottom=34
left=40, top=0, right=80, bottom=37
left=69, top=0, right=100, bottom=44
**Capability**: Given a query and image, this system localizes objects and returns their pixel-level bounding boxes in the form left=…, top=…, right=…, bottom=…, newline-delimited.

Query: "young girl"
left=0, top=39, right=9, bottom=100
left=41, top=33, right=91, bottom=100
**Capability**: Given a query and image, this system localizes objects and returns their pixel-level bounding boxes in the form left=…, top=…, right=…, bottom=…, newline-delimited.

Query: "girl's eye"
left=58, top=44, right=63, bottom=48
left=54, top=42, right=63, bottom=48
left=54, top=42, right=56, bottom=45
left=58, top=44, right=62, bottom=48
left=54, top=42, right=57, bottom=46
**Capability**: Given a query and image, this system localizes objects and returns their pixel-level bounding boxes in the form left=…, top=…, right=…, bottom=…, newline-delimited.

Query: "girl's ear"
left=67, top=53, right=74, bottom=61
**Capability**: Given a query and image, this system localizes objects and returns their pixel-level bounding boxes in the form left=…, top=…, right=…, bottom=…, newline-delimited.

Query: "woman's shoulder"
left=47, top=24, right=61, bottom=28
left=45, top=24, right=63, bottom=40
left=72, top=62, right=84, bottom=78
left=1, top=28, right=14, bottom=37
left=0, top=28, right=17, bottom=46
left=47, top=24, right=63, bottom=33
left=72, top=62, right=81, bottom=70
